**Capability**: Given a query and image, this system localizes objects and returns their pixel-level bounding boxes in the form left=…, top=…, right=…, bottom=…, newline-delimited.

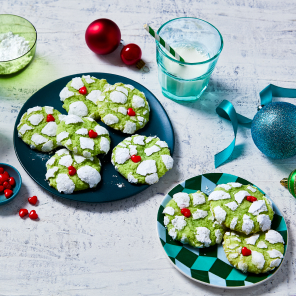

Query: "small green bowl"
left=0, top=14, right=37, bottom=75
left=0, top=163, right=22, bottom=204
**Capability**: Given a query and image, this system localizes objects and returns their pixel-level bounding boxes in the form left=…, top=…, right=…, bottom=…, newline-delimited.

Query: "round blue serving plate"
left=0, top=163, right=22, bottom=204
left=13, top=73, right=174, bottom=203
left=157, top=173, right=288, bottom=289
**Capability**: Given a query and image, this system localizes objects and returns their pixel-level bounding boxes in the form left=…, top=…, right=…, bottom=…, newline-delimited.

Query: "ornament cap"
left=280, top=178, right=288, bottom=188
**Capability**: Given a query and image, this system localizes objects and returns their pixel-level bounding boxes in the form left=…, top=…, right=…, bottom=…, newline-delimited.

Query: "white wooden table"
left=1, top=0, right=296, bottom=295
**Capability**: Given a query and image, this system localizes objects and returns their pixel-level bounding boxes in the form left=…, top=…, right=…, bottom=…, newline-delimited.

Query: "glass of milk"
left=156, top=17, right=223, bottom=102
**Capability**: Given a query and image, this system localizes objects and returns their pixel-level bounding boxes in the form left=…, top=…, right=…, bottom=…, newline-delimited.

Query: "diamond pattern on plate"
left=157, top=173, right=288, bottom=288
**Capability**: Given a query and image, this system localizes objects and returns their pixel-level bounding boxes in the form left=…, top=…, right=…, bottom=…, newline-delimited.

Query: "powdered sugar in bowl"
left=0, top=14, right=37, bottom=75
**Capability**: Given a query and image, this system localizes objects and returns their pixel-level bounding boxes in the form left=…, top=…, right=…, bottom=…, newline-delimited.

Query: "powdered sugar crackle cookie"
left=45, top=148, right=101, bottom=194
left=163, top=191, right=225, bottom=248
left=223, top=230, right=285, bottom=274
left=17, top=106, right=62, bottom=152
left=111, top=135, right=173, bottom=185
left=56, top=115, right=111, bottom=158
left=59, top=75, right=108, bottom=119
left=209, top=183, right=274, bottom=235
left=98, top=83, right=150, bottom=134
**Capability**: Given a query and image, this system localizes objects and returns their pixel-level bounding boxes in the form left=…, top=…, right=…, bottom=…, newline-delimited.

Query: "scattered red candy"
left=0, top=186, right=4, bottom=192
left=88, top=130, right=98, bottom=138
left=131, top=155, right=141, bottom=163
left=127, top=108, right=136, bottom=116
left=181, top=208, right=191, bottom=218
left=68, top=166, right=77, bottom=176
left=29, top=210, right=38, bottom=220
left=0, top=167, right=4, bottom=174
left=246, top=196, right=257, bottom=203
left=3, top=181, right=11, bottom=190
left=19, top=209, right=28, bottom=218
left=241, top=247, right=252, bottom=256
left=47, top=114, right=55, bottom=122
left=8, top=177, right=15, bottom=187
left=4, top=189, right=13, bottom=199
left=79, top=86, right=87, bottom=95
left=28, top=195, right=38, bottom=205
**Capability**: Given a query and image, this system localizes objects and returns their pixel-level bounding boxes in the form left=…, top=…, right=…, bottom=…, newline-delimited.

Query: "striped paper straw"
left=144, top=24, right=185, bottom=63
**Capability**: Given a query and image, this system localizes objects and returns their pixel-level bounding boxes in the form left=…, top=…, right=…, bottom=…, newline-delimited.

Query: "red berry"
left=120, top=43, right=142, bottom=66
left=0, top=185, right=4, bottom=192
left=79, top=86, right=87, bottom=95
left=131, top=155, right=141, bottom=163
left=127, top=108, right=136, bottom=116
left=246, top=196, right=257, bottom=203
left=4, top=189, right=13, bottom=199
left=0, top=167, right=4, bottom=174
left=29, top=210, right=38, bottom=220
left=47, top=114, right=55, bottom=122
left=88, top=130, right=98, bottom=138
left=8, top=177, right=15, bottom=187
left=0, top=174, right=9, bottom=183
left=28, top=195, right=38, bottom=205
left=181, top=208, right=191, bottom=218
left=68, top=166, right=76, bottom=176
left=241, top=247, right=252, bottom=256
left=3, top=181, right=11, bottom=190
left=19, top=209, right=28, bottom=218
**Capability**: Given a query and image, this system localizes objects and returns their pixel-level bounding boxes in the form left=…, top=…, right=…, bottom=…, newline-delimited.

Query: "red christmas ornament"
left=246, top=196, right=257, bottom=203
left=241, top=247, right=252, bottom=256
left=19, top=209, right=28, bottom=218
left=181, top=208, right=191, bottom=218
left=127, top=108, right=136, bottom=116
left=79, top=86, right=87, bottom=95
left=85, top=18, right=121, bottom=55
left=131, top=155, right=141, bottom=163
left=88, top=130, right=98, bottom=138
left=29, top=210, right=38, bottom=220
left=120, top=43, right=142, bottom=66
left=28, top=195, right=38, bottom=205
left=47, top=114, right=55, bottom=122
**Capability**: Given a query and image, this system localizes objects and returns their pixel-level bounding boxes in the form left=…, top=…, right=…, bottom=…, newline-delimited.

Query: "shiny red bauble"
left=85, top=18, right=121, bottom=55
left=120, top=43, right=142, bottom=65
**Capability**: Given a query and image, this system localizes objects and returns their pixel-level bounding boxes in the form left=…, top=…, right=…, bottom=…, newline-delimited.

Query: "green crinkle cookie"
left=45, top=148, right=101, bottom=194
left=56, top=114, right=111, bottom=157
left=223, top=230, right=285, bottom=274
left=98, top=82, right=150, bottom=134
left=17, top=106, right=62, bottom=152
left=209, top=183, right=274, bottom=235
left=111, top=134, right=173, bottom=185
left=163, top=191, right=225, bottom=248
left=59, top=75, right=108, bottom=119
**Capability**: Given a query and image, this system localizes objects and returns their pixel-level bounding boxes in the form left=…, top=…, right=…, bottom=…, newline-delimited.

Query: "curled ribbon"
left=214, top=84, right=296, bottom=168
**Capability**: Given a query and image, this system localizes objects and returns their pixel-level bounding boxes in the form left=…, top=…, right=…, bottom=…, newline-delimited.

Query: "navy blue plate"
left=13, top=73, right=174, bottom=203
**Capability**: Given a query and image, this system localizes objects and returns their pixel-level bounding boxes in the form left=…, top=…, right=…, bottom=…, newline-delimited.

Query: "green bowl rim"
left=0, top=14, right=37, bottom=62
left=0, top=163, right=22, bottom=204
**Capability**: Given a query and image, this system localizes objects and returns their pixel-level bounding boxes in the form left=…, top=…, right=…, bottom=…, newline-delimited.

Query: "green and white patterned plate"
left=157, top=173, right=288, bottom=289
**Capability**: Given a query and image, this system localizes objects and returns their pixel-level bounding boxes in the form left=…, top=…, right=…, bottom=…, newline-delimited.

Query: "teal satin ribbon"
left=214, top=84, right=296, bottom=168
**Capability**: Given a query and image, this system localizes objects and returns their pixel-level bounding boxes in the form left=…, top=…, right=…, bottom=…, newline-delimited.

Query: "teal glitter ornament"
left=251, top=102, right=296, bottom=159
left=215, top=85, right=296, bottom=168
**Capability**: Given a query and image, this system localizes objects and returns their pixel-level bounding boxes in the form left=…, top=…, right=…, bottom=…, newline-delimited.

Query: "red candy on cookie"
left=181, top=208, right=191, bottom=218
left=246, top=196, right=257, bottom=203
left=131, top=155, right=141, bottom=163
left=241, top=247, right=252, bottom=256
